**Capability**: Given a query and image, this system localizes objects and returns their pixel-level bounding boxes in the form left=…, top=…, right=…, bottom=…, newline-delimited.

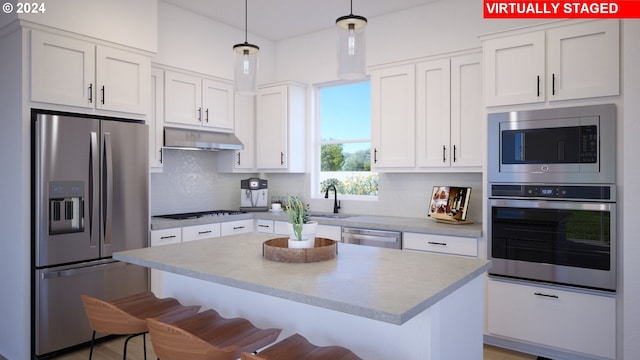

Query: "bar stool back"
left=81, top=292, right=200, bottom=360
left=241, top=333, right=362, bottom=360
left=146, top=309, right=281, bottom=360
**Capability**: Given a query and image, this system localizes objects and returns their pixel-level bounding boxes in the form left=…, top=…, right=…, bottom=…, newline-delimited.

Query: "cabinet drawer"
left=182, top=223, right=220, bottom=242
left=487, top=278, right=615, bottom=359
left=274, top=220, right=290, bottom=236
left=221, top=219, right=254, bottom=236
left=402, top=232, right=477, bottom=257
left=150, top=228, right=182, bottom=246
left=255, top=219, right=274, bottom=234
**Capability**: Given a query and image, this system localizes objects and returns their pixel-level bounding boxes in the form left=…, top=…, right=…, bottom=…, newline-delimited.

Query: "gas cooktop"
left=155, top=210, right=246, bottom=220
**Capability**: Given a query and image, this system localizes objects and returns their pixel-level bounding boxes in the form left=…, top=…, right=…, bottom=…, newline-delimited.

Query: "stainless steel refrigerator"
left=32, top=111, right=149, bottom=357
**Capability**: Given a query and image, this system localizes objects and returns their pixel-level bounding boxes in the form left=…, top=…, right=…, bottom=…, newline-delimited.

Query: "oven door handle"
left=489, top=198, right=614, bottom=212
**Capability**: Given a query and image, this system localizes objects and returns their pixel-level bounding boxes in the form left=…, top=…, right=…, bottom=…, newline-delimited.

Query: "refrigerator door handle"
left=41, top=261, right=127, bottom=279
left=103, top=132, right=113, bottom=246
left=90, top=131, right=99, bottom=248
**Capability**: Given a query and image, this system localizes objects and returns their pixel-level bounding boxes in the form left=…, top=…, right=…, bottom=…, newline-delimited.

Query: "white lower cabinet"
left=255, top=219, right=274, bottom=234
left=316, top=225, right=341, bottom=242
left=220, top=219, right=254, bottom=236
left=150, top=228, right=182, bottom=295
left=402, top=232, right=477, bottom=257
left=182, top=223, right=221, bottom=242
left=272, top=221, right=341, bottom=242
left=487, top=278, right=616, bottom=359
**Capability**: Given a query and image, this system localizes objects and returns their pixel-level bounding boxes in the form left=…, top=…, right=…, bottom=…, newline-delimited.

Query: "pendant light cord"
left=244, top=0, right=248, bottom=43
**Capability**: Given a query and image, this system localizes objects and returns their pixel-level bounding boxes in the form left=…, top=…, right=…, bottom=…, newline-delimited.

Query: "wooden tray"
left=263, top=237, right=337, bottom=263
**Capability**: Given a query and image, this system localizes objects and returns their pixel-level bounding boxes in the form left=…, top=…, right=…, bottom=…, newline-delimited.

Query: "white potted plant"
left=286, top=195, right=317, bottom=249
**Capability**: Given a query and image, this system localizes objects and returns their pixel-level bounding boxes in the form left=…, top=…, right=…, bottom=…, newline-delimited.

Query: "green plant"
left=286, top=195, right=310, bottom=240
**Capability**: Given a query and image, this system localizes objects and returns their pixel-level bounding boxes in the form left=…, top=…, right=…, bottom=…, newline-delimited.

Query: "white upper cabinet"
left=149, top=68, right=164, bottom=171
left=483, top=32, right=545, bottom=106
left=371, top=64, right=416, bottom=169
left=256, top=82, right=306, bottom=172
left=547, top=20, right=619, bottom=101
left=371, top=50, right=482, bottom=171
left=217, top=95, right=256, bottom=173
left=31, top=30, right=150, bottom=115
left=416, top=59, right=450, bottom=167
left=416, top=54, right=482, bottom=169
left=483, top=20, right=619, bottom=107
left=164, top=70, right=235, bottom=132
left=449, top=54, right=483, bottom=168
left=165, top=71, right=202, bottom=126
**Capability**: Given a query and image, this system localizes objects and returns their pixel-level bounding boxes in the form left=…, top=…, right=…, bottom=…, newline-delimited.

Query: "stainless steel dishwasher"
left=341, top=227, right=402, bottom=249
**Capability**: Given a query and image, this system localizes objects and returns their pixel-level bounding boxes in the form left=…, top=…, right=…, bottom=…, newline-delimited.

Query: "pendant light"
left=233, top=0, right=259, bottom=95
left=336, top=0, right=368, bottom=80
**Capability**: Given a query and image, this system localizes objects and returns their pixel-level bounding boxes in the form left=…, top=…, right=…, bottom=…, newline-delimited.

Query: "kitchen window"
left=314, top=81, right=378, bottom=199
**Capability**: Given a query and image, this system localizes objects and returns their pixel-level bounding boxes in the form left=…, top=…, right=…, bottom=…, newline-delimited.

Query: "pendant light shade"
left=336, top=0, right=367, bottom=80
left=234, top=0, right=259, bottom=95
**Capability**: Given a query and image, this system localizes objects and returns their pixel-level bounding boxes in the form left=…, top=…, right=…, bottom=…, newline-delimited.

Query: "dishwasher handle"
left=341, top=228, right=402, bottom=249
left=343, top=233, right=398, bottom=243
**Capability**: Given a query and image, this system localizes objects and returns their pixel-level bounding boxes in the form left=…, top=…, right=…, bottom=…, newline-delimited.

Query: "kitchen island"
left=114, top=233, right=491, bottom=359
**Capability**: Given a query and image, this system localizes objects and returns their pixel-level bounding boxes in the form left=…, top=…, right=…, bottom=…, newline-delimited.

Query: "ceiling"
left=163, top=0, right=442, bottom=41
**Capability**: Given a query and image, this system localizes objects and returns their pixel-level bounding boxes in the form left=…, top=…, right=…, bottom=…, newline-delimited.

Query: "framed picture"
left=427, top=186, right=472, bottom=221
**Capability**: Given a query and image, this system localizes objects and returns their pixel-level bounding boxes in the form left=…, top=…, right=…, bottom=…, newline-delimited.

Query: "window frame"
left=311, top=79, right=378, bottom=201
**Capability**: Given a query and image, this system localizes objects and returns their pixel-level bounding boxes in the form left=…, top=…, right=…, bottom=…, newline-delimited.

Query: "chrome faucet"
left=324, top=184, right=341, bottom=214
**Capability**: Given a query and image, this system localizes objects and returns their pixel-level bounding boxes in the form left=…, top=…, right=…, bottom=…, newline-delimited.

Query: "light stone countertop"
left=114, top=233, right=491, bottom=325
left=151, top=212, right=483, bottom=238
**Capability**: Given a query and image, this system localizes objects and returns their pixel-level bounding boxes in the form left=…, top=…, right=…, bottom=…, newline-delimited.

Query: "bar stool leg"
left=88, top=331, right=96, bottom=360
left=123, top=332, right=146, bottom=360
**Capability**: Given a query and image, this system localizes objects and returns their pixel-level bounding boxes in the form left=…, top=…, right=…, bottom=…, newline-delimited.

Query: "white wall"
left=274, top=0, right=546, bottom=84
left=621, top=19, right=640, bottom=360
left=0, top=27, right=29, bottom=360
left=154, top=1, right=276, bottom=83
left=5, top=0, right=158, bottom=52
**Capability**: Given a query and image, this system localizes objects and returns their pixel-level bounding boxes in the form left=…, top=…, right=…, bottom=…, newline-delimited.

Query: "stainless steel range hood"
left=163, top=127, right=243, bottom=151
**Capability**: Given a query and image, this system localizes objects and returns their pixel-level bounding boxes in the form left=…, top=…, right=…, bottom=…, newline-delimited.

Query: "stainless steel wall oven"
left=488, top=184, right=616, bottom=291
left=487, top=105, right=617, bottom=292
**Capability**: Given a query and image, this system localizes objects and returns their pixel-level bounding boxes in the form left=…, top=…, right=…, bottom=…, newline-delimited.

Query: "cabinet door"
left=150, top=228, right=182, bottom=246
left=547, top=20, right=619, bottom=101
left=450, top=53, right=483, bottom=168
left=416, top=59, right=451, bottom=167
left=487, top=279, right=615, bottom=359
left=149, top=68, right=164, bottom=170
left=31, top=30, right=95, bottom=108
left=255, top=219, right=274, bottom=234
left=165, top=71, right=202, bottom=126
left=484, top=32, right=545, bottom=106
left=316, top=225, right=341, bottom=242
left=95, top=46, right=150, bottom=114
left=403, top=232, right=477, bottom=257
left=182, top=223, right=221, bottom=242
left=371, top=64, right=416, bottom=168
left=202, top=79, right=235, bottom=131
left=234, top=95, right=256, bottom=170
left=220, top=219, right=254, bottom=236
left=256, top=86, right=288, bottom=169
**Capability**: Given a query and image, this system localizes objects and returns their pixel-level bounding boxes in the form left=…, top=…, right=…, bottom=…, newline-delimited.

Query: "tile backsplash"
left=150, top=150, right=249, bottom=215
left=150, top=150, right=483, bottom=221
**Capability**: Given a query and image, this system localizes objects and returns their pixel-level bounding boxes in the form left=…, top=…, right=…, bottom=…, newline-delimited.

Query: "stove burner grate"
left=155, top=210, right=246, bottom=220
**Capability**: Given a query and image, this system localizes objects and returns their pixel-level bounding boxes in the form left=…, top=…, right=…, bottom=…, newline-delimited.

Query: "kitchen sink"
left=309, top=213, right=352, bottom=219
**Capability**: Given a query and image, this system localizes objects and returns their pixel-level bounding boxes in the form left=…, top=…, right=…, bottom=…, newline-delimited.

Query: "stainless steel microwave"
left=488, top=104, right=616, bottom=184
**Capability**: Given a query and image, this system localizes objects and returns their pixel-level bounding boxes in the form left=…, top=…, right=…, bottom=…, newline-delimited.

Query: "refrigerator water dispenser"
left=48, top=181, right=84, bottom=234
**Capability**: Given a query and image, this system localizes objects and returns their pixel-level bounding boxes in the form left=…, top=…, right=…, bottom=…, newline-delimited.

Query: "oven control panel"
left=491, top=184, right=614, bottom=201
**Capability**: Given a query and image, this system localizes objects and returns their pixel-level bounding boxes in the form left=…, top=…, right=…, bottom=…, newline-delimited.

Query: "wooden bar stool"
left=146, top=309, right=282, bottom=360
left=241, top=333, right=362, bottom=360
left=81, top=292, right=200, bottom=360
